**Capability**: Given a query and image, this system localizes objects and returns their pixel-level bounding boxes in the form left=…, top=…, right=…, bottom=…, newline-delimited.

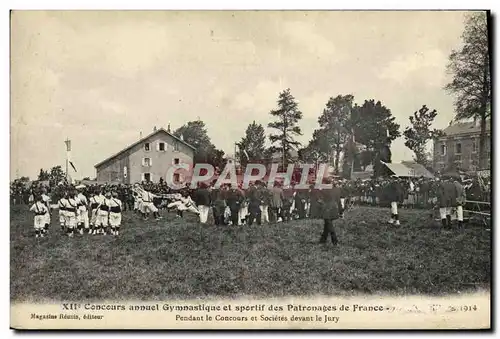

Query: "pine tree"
left=268, top=88, right=303, bottom=168
left=236, top=121, right=266, bottom=168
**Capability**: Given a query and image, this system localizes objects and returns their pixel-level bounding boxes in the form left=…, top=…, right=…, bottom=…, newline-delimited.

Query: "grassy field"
left=10, top=205, right=490, bottom=302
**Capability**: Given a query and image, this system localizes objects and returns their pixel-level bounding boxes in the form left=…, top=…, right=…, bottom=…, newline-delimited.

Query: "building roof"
left=95, top=128, right=196, bottom=169
left=381, top=161, right=434, bottom=178
left=442, top=120, right=491, bottom=137
left=400, top=161, right=434, bottom=178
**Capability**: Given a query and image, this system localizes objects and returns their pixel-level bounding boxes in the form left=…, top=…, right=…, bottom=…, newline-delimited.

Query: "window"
left=455, top=154, right=462, bottom=162
left=174, top=158, right=180, bottom=165
left=173, top=173, right=180, bottom=183
left=144, top=173, right=151, bottom=182
left=440, top=143, right=447, bottom=156
left=159, top=142, right=166, bottom=151
left=143, top=157, right=152, bottom=167
left=174, top=141, right=179, bottom=152
left=455, top=142, right=462, bottom=154
left=144, top=143, right=150, bottom=152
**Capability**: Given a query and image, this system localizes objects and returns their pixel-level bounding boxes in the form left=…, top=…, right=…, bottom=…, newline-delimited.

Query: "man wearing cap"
left=226, top=184, right=243, bottom=226
left=454, top=177, right=466, bottom=229
left=76, top=185, right=89, bottom=234
left=210, top=181, right=226, bottom=225
left=270, top=182, right=284, bottom=223
left=40, top=188, right=51, bottom=233
left=30, top=195, right=49, bottom=238
left=387, top=176, right=404, bottom=226
left=258, top=181, right=271, bottom=224
left=58, top=190, right=69, bottom=233
left=94, top=188, right=110, bottom=235
left=108, top=191, right=123, bottom=235
left=139, top=185, right=161, bottom=221
left=89, top=187, right=101, bottom=234
left=194, top=182, right=211, bottom=224
left=64, top=188, right=79, bottom=237
left=438, top=175, right=458, bottom=229
left=319, top=178, right=342, bottom=246
left=247, top=182, right=262, bottom=226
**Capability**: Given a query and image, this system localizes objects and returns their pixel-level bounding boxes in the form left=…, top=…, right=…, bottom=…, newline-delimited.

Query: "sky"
left=11, top=10, right=471, bottom=180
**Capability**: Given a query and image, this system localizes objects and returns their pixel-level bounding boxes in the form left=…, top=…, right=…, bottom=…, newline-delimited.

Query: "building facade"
left=95, top=128, right=195, bottom=184
left=433, top=120, right=491, bottom=172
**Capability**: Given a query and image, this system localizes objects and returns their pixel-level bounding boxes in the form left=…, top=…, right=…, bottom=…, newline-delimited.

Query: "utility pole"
left=65, top=137, right=70, bottom=181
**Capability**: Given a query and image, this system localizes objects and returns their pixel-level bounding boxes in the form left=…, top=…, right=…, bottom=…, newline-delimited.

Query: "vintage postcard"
left=10, top=10, right=491, bottom=330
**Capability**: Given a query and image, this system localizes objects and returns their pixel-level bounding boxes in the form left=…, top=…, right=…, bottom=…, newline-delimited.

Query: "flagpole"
left=65, top=138, right=69, bottom=181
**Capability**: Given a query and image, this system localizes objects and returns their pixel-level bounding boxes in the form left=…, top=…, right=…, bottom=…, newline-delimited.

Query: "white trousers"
left=168, top=201, right=182, bottom=209
left=109, top=212, right=122, bottom=227
left=170, top=201, right=199, bottom=214
left=143, top=202, right=158, bottom=213
left=238, top=206, right=248, bottom=225
left=59, top=211, right=66, bottom=226
left=64, top=212, right=77, bottom=229
left=391, top=202, right=398, bottom=215
left=260, top=205, right=269, bottom=223
left=78, top=208, right=89, bottom=228
left=439, top=207, right=451, bottom=219
left=198, top=205, right=210, bottom=223
left=456, top=206, right=464, bottom=221
left=96, top=210, right=109, bottom=227
left=34, top=215, right=46, bottom=230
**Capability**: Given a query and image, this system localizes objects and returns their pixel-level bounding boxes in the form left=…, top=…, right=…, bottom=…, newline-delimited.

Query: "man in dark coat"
left=319, top=178, right=342, bottom=246
left=194, top=183, right=211, bottom=224
left=387, top=176, right=405, bottom=226
left=258, top=181, right=272, bottom=224
left=438, top=175, right=458, bottom=229
left=210, top=183, right=226, bottom=225
left=226, top=184, right=243, bottom=226
left=282, top=185, right=295, bottom=222
left=247, top=183, right=262, bottom=225
left=270, top=182, right=284, bottom=223
left=294, top=188, right=307, bottom=219
left=309, top=184, right=323, bottom=219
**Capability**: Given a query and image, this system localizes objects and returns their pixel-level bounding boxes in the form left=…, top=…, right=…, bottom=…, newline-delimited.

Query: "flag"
left=64, top=139, right=71, bottom=152
left=69, top=161, right=77, bottom=172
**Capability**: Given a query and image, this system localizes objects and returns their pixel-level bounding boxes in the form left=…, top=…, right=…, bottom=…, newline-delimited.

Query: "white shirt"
left=108, top=197, right=122, bottom=212
left=77, top=193, right=88, bottom=205
left=41, top=194, right=51, bottom=207
left=141, top=190, right=157, bottom=203
left=30, top=201, right=48, bottom=215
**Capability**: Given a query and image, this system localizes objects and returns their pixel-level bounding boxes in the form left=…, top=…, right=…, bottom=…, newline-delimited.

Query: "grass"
left=10, top=205, right=491, bottom=302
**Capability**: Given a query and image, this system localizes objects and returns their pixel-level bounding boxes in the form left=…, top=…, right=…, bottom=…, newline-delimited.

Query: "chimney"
left=180, top=134, right=184, bottom=141
left=167, top=123, right=171, bottom=133
left=153, top=126, right=157, bottom=132
left=449, top=120, right=453, bottom=127
left=140, top=131, right=143, bottom=139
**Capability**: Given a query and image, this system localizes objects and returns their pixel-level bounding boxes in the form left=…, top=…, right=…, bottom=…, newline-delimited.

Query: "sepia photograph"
left=10, top=9, right=491, bottom=330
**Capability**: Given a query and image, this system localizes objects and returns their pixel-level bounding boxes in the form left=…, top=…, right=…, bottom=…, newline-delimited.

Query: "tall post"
left=64, top=138, right=71, bottom=182
left=350, top=129, right=355, bottom=180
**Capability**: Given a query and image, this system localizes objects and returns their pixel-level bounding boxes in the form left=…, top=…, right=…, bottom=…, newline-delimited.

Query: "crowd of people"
left=19, top=171, right=489, bottom=243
